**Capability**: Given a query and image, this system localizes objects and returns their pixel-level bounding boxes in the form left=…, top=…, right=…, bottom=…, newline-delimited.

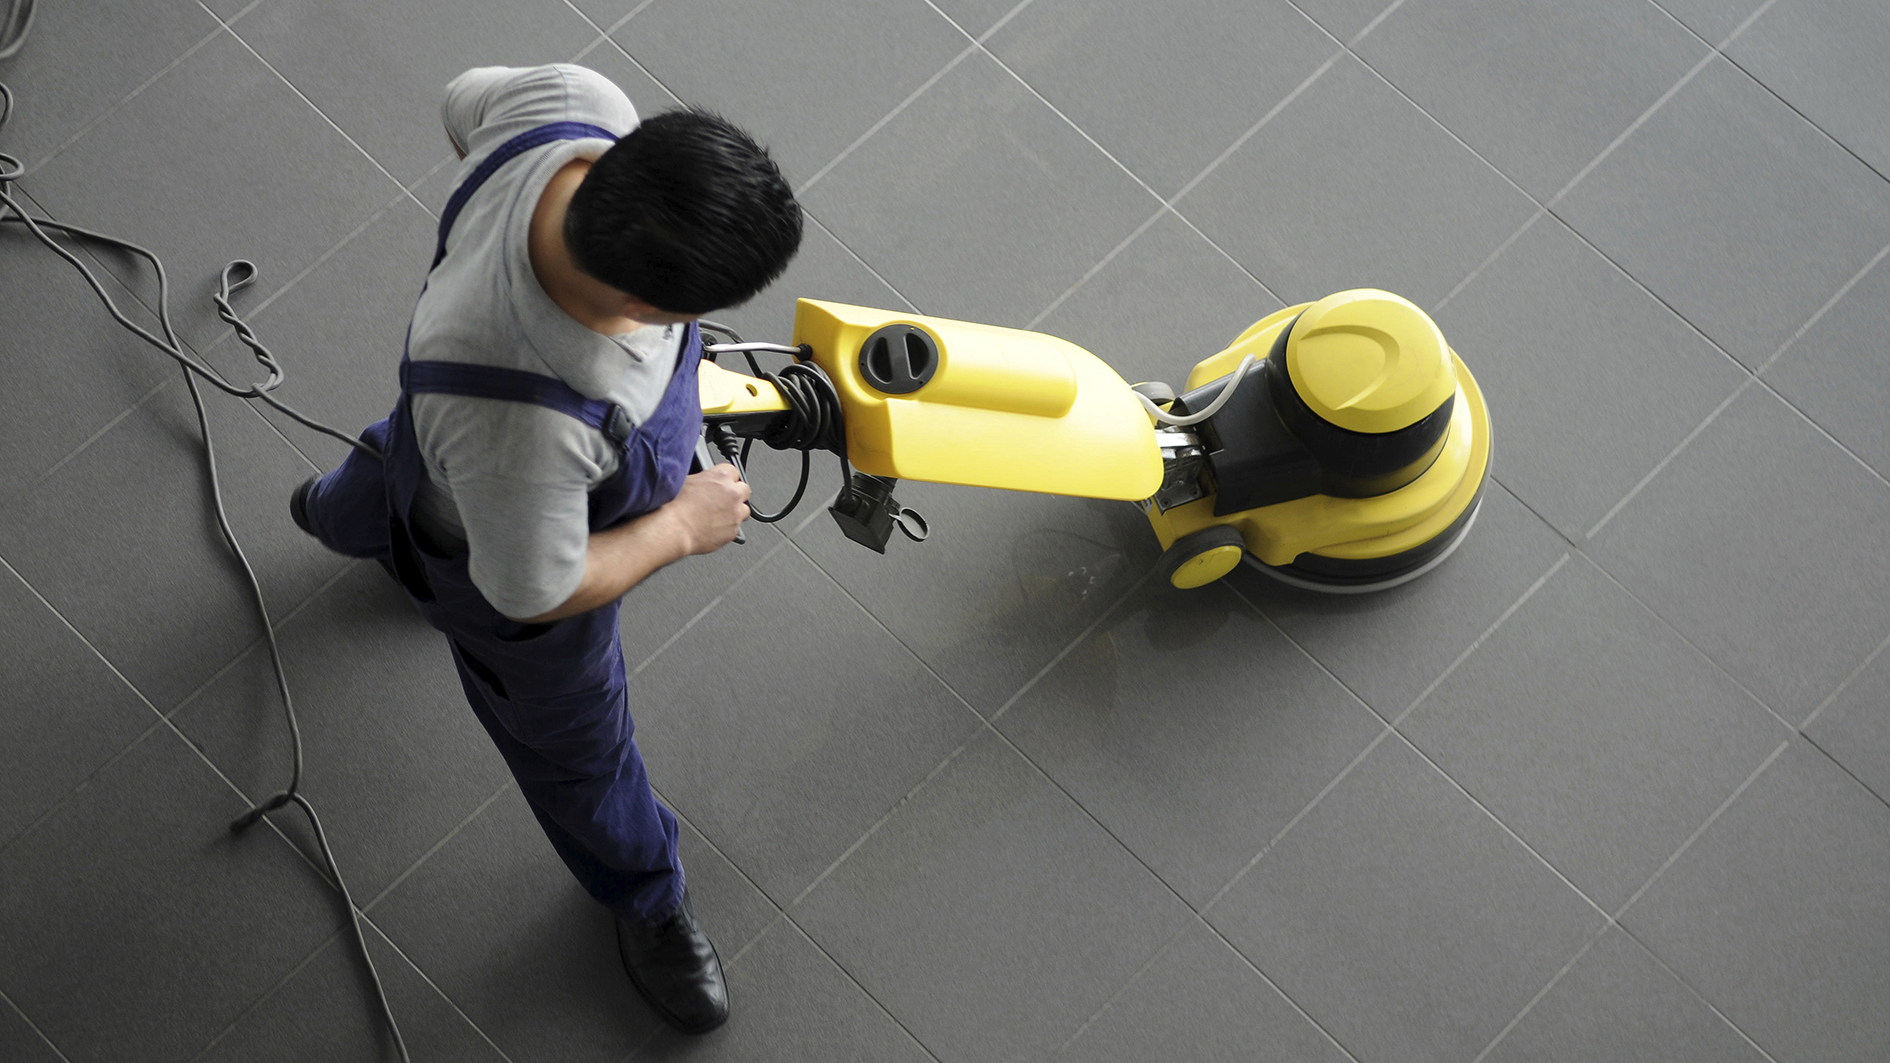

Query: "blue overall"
left=301, top=123, right=701, bottom=926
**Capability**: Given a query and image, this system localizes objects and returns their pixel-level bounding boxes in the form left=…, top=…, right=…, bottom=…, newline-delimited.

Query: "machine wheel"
left=1159, top=524, right=1246, bottom=590
left=1245, top=494, right=1483, bottom=594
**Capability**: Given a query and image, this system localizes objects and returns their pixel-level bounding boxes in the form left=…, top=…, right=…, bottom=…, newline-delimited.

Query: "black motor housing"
left=1171, top=314, right=1455, bottom=517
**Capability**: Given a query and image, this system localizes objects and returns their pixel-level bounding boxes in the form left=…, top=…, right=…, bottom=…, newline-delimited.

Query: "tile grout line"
left=353, top=913, right=526, bottom=1063
left=1194, top=913, right=1370, bottom=1063
left=196, top=4, right=410, bottom=211
left=1584, top=378, right=1753, bottom=541
left=160, top=558, right=364, bottom=725
left=1199, top=548, right=1571, bottom=913
left=10, top=10, right=238, bottom=179
left=1202, top=724, right=1396, bottom=914
left=1390, top=553, right=1571, bottom=727
left=1572, top=543, right=1797, bottom=732
left=786, top=737, right=976, bottom=909
left=644, top=783, right=953, bottom=1062
left=1384, top=726, right=1613, bottom=922
left=794, top=37, right=985, bottom=196
left=784, top=550, right=1156, bottom=908
left=802, top=208, right=924, bottom=314
left=1650, top=0, right=1890, bottom=190
left=0, top=987, right=75, bottom=1063
left=1466, top=742, right=1798, bottom=1063
left=799, top=0, right=1054, bottom=204
left=1465, top=923, right=1612, bottom=1063
left=1800, top=628, right=1890, bottom=733
left=1612, top=740, right=1788, bottom=924
left=563, top=0, right=663, bottom=62
left=1432, top=208, right=1546, bottom=311
left=360, top=781, right=515, bottom=913
left=181, top=927, right=349, bottom=1063
left=1047, top=920, right=1198, bottom=1055
left=1610, top=921, right=1789, bottom=1063
left=626, top=535, right=792, bottom=677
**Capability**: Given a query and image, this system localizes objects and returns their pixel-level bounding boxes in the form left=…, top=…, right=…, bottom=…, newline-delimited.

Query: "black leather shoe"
left=289, top=475, right=319, bottom=537
left=617, top=892, right=729, bottom=1034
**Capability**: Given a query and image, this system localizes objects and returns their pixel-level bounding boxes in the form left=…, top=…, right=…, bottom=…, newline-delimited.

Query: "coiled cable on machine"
left=698, top=322, right=853, bottom=524
left=2, top=78, right=409, bottom=1062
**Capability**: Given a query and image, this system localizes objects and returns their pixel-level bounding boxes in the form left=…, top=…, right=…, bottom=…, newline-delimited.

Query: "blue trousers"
left=305, top=423, right=684, bottom=926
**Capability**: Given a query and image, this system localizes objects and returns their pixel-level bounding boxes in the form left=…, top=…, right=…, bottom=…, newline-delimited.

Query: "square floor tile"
left=1484, top=926, right=1766, bottom=1063
left=0, top=565, right=154, bottom=848
left=987, top=0, right=1335, bottom=198
left=231, top=0, right=598, bottom=185
left=1806, top=646, right=1890, bottom=805
left=0, top=728, right=341, bottom=1063
left=198, top=199, right=432, bottom=469
left=630, top=918, right=933, bottom=1063
left=802, top=50, right=1157, bottom=327
left=1555, top=57, right=1890, bottom=368
left=1032, top=210, right=1284, bottom=388
left=1401, top=555, right=1788, bottom=911
left=1207, top=737, right=1603, bottom=1063
left=0, top=997, right=62, bottom=1063
left=0, top=380, right=347, bottom=712
left=1763, top=252, right=1890, bottom=482
left=0, top=225, right=182, bottom=503
left=612, top=0, right=969, bottom=188
left=1587, top=385, right=1890, bottom=722
left=19, top=31, right=402, bottom=351
left=998, top=581, right=1384, bottom=906
left=368, top=789, right=661, bottom=1063
left=170, top=561, right=512, bottom=901
left=1232, top=482, right=1569, bottom=719
left=1179, top=53, right=1537, bottom=310
left=191, top=922, right=508, bottom=1063
left=789, top=480, right=1160, bottom=715
left=1058, top=920, right=1351, bottom=1063
left=1435, top=216, right=1747, bottom=538
left=793, top=730, right=1195, bottom=1063
left=1360, top=0, right=1705, bottom=199
left=0, top=0, right=217, bottom=174
left=1731, top=0, right=1890, bottom=176
left=630, top=545, right=983, bottom=902
left=1624, top=739, right=1890, bottom=1063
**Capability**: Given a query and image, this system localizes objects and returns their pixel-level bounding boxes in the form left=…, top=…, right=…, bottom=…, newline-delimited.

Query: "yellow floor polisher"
left=697, top=288, right=1491, bottom=593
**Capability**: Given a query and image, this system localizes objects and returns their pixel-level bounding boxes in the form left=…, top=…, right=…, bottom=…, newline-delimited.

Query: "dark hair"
left=563, top=108, right=802, bottom=315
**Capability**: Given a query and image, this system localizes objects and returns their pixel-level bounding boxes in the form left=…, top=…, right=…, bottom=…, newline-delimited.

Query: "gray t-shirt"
left=412, top=64, right=683, bottom=620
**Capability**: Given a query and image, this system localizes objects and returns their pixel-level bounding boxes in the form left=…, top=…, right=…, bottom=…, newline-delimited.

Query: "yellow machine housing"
left=787, top=300, right=1162, bottom=501
left=1144, top=291, right=1491, bottom=589
left=699, top=290, right=1489, bottom=593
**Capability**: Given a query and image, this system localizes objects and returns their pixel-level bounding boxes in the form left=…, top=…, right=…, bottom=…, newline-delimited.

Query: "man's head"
left=563, top=108, right=801, bottom=317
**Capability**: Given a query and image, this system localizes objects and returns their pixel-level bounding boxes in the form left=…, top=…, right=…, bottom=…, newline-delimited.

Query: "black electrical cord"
left=707, top=359, right=852, bottom=524
left=697, top=319, right=853, bottom=525
left=2, top=79, right=409, bottom=1062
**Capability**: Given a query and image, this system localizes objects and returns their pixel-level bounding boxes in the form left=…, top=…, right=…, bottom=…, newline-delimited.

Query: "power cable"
left=1, top=76, right=409, bottom=1062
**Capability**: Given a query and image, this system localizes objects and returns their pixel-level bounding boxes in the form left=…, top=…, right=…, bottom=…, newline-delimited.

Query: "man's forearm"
left=518, top=508, right=690, bottom=623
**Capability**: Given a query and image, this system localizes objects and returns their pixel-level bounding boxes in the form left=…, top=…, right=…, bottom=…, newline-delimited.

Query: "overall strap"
left=432, top=121, right=618, bottom=269
left=402, top=358, right=635, bottom=443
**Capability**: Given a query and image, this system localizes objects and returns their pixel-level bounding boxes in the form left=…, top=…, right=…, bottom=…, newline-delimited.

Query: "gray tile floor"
left=2, top=0, right=1887, bottom=1060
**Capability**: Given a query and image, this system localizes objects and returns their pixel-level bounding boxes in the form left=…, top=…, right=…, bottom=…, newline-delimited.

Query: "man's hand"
left=514, top=465, right=751, bottom=623
left=666, top=465, right=752, bottom=555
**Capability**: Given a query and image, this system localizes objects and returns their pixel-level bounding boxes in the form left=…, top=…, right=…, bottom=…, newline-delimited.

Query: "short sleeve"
left=440, top=64, right=639, bottom=162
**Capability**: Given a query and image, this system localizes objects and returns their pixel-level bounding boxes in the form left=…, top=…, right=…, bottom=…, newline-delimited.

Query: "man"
left=291, top=64, right=802, bottom=1034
